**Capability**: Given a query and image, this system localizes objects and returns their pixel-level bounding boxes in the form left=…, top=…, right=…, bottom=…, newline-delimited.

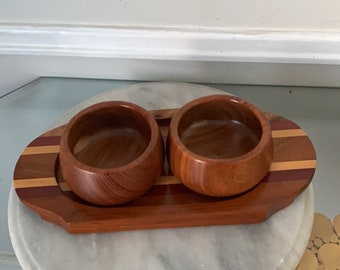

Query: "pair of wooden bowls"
left=59, top=95, right=273, bottom=206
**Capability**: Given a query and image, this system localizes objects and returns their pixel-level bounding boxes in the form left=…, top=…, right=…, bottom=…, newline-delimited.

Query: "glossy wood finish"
left=13, top=109, right=316, bottom=234
left=59, top=101, right=164, bottom=205
left=168, top=95, right=273, bottom=197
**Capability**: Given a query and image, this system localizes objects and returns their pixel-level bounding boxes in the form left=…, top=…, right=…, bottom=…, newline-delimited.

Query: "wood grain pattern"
left=167, top=95, right=273, bottom=197
left=13, top=109, right=316, bottom=234
left=59, top=101, right=164, bottom=206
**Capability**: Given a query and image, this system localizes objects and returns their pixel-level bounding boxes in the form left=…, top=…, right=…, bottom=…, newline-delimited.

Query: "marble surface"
left=8, top=82, right=314, bottom=270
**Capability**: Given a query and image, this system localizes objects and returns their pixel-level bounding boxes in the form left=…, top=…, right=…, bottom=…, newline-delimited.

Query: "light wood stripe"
left=59, top=182, right=71, bottom=192
left=22, top=145, right=60, bottom=155
left=15, top=176, right=180, bottom=189
left=14, top=160, right=316, bottom=189
left=270, top=160, right=316, bottom=171
left=14, top=177, right=58, bottom=188
left=155, top=176, right=181, bottom=185
left=271, top=129, right=306, bottom=138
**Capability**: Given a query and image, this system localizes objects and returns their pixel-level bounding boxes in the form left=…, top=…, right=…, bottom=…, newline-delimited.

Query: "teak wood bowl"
left=59, top=101, right=164, bottom=206
left=167, top=95, right=274, bottom=197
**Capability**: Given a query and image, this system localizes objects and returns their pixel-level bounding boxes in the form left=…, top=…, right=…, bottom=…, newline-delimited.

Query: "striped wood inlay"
left=270, top=160, right=316, bottom=171
left=13, top=110, right=316, bottom=233
left=14, top=158, right=316, bottom=190
left=271, top=129, right=306, bottom=138
left=14, top=177, right=57, bottom=189
left=22, top=145, right=60, bottom=155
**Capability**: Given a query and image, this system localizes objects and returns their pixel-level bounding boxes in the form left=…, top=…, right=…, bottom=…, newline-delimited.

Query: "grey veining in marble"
left=8, top=82, right=314, bottom=270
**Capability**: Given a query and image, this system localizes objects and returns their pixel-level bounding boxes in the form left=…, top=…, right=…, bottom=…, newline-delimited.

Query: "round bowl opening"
left=59, top=101, right=164, bottom=205
left=178, top=99, right=262, bottom=159
left=67, top=105, right=152, bottom=169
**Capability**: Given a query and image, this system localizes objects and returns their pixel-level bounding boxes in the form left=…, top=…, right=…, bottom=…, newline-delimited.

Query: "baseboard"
left=1, top=24, right=340, bottom=96
left=2, top=24, right=340, bottom=64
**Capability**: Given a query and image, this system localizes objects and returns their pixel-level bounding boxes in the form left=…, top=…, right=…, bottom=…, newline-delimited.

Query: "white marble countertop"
left=8, top=82, right=314, bottom=270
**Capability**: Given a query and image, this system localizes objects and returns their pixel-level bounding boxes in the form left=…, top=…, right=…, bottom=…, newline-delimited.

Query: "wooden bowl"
left=167, top=95, right=273, bottom=197
left=59, top=101, right=164, bottom=206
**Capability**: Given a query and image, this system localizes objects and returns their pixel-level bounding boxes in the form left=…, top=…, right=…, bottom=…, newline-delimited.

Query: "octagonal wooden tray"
left=13, top=109, right=316, bottom=234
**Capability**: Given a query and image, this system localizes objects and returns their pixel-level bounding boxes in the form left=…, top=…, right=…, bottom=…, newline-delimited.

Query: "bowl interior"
left=67, top=106, right=151, bottom=169
left=178, top=99, right=262, bottom=159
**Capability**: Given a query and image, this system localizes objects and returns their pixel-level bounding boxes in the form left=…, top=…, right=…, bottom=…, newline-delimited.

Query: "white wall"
left=1, top=0, right=340, bottom=96
left=1, top=0, right=340, bottom=31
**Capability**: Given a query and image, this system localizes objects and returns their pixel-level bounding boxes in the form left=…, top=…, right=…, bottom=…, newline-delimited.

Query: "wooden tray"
left=13, top=109, right=316, bottom=234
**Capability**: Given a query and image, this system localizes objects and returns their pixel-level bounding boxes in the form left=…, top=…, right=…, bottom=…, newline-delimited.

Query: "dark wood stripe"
left=272, top=136, right=316, bottom=162
left=14, top=153, right=58, bottom=180
left=262, top=168, right=315, bottom=183
left=270, top=120, right=301, bottom=130
left=15, top=186, right=63, bottom=200
left=28, top=136, right=60, bottom=147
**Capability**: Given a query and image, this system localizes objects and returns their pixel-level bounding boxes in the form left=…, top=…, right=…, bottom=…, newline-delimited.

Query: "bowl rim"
left=60, top=100, right=161, bottom=173
left=169, top=94, right=272, bottom=164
